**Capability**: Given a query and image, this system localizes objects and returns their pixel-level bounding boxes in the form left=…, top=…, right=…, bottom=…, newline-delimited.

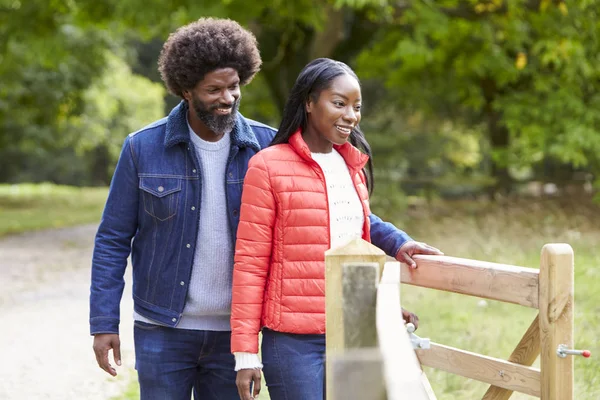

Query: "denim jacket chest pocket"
left=139, top=176, right=183, bottom=221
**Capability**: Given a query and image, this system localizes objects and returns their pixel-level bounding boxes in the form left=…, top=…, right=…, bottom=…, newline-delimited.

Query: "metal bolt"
left=557, top=344, right=591, bottom=358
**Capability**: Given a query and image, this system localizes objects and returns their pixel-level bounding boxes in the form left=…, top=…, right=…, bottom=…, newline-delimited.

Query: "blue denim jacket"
left=90, top=102, right=412, bottom=335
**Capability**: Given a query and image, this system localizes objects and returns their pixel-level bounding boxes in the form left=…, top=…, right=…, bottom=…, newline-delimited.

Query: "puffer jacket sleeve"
left=231, top=152, right=276, bottom=354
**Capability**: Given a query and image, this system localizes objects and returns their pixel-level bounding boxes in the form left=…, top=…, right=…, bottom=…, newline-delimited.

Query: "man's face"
left=186, top=67, right=241, bottom=135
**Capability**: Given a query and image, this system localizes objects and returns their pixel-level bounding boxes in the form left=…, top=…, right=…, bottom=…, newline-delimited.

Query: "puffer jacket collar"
left=163, top=101, right=261, bottom=152
left=288, top=129, right=369, bottom=173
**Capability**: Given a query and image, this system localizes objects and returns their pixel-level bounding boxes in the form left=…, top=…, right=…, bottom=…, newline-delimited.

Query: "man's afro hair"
left=158, top=18, right=262, bottom=98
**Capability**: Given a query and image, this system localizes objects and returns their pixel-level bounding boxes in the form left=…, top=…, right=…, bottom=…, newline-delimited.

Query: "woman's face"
left=304, top=74, right=362, bottom=152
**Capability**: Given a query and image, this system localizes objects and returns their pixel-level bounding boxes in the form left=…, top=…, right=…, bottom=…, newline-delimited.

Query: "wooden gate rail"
left=398, top=255, right=540, bottom=308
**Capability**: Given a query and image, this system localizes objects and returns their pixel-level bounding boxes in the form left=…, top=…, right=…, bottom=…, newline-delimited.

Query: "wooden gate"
left=325, top=239, right=587, bottom=399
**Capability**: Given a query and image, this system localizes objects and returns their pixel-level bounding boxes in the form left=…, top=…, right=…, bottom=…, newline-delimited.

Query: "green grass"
left=111, top=378, right=140, bottom=400
left=394, top=196, right=600, bottom=399
left=0, top=183, right=108, bottom=236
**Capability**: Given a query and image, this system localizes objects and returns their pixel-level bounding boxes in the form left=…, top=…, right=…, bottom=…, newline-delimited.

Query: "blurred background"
left=0, top=0, right=598, bottom=399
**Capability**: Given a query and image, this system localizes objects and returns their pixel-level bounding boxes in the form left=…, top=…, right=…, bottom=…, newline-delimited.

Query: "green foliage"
left=2, top=0, right=600, bottom=196
left=65, top=54, right=165, bottom=184
left=0, top=24, right=109, bottom=181
left=0, top=183, right=108, bottom=236
left=240, top=73, right=281, bottom=127
left=0, top=0, right=164, bottom=185
left=356, top=0, right=600, bottom=187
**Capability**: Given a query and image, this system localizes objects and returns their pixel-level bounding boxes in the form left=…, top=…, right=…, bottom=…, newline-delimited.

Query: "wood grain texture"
left=325, top=239, right=386, bottom=400
left=329, top=348, right=386, bottom=400
left=342, top=263, right=379, bottom=349
left=416, top=343, right=541, bottom=397
left=483, top=315, right=541, bottom=399
left=399, top=255, right=540, bottom=308
left=539, top=244, right=574, bottom=400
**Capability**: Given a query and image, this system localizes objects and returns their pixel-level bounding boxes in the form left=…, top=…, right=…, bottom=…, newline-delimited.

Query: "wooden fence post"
left=329, top=348, right=385, bottom=400
left=539, top=244, right=574, bottom=400
left=325, top=239, right=387, bottom=399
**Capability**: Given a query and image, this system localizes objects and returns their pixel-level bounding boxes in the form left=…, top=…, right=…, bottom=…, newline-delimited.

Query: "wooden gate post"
left=325, top=239, right=387, bottom=400
left=539, top=244, right=574, bottom=400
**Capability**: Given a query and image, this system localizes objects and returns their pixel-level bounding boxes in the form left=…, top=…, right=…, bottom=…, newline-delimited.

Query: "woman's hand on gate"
left=396, top=241, right=443, bottom=269
left=402, top=308, right=419, bottom=330
left=236, top=368, right=262, bottom=400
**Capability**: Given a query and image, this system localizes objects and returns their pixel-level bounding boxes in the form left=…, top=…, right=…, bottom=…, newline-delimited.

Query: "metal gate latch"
left=406, top=323, right=431, bottom=350
left=556, top=344, right=591, bottom=358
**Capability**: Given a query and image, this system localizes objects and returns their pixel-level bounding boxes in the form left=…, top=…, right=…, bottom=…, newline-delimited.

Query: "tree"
left=4, top=0, right=599, bottom=196
left=66, top=54, right=165, bottom=185
left=355, top=0, right=600, bottom=194
left=0, top=0, right=163, bottom=184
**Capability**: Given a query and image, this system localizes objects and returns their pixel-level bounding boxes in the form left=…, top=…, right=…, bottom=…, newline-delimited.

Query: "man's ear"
left=182, top=90, right=192, bottom=102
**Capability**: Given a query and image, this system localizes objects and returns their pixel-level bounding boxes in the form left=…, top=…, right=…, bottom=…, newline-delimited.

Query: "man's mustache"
left=210, top=102, right=236, bottom=111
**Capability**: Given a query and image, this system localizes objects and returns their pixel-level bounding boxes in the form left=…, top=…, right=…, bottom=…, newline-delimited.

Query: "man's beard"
left=191, top=94, right=240, bottom=135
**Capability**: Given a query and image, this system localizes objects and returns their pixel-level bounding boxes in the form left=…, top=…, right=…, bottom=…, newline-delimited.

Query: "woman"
left=231, top=58, right=442, bottom=400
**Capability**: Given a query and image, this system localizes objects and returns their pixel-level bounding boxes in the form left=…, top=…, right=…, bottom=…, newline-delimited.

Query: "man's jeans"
left=261, top=328, right=326, bottom=400
left=134, top=321, right=238, bottom=400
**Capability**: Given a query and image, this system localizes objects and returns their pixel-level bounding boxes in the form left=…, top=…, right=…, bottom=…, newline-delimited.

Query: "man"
left=90, top=17, right=441, bottom=400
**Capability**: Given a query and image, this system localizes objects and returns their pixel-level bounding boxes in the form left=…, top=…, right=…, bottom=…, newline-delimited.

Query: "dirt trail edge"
left=0, top=224, right=136, bottom=399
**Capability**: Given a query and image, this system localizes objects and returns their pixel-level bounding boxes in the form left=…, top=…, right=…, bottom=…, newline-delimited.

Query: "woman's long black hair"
left=270, top=58, right=374, bottom=194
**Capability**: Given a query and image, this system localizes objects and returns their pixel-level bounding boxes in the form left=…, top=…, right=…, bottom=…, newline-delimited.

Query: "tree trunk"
left=89, top=145, right=111, bottom=186
left=481, top=77, right=511, bottom=198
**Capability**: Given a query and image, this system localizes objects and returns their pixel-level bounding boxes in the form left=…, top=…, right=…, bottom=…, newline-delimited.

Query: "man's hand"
left=396, top=241, right=443, bottom=269
left=93, top=333, right=121, bottom=377
left=402, top=308, right=419, bottom=330
left=236, top=368, right=261, bottom=400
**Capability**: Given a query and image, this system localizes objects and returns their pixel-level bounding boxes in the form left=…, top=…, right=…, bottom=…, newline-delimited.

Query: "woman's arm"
left=231, top=152, right=276, bottom=355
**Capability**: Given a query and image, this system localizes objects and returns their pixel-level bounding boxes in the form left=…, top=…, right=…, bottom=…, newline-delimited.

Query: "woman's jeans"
left=262, top=328, right=326, bottom=400
left=133, top=321, right=238, bottom=400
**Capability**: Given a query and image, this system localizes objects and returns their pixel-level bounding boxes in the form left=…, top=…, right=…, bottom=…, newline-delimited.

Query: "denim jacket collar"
left=164, top=101, right=261, bottom=152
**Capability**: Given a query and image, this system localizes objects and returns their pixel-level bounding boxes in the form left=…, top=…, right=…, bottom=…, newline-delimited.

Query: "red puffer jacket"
left=230, top=130, right=372, bottom=353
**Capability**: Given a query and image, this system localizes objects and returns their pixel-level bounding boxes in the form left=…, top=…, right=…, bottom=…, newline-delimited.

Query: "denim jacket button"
left=172, top=318, right=177, bottom=322
left=191, top=206, right=196, bottom=211
left=157, top=186, right=164, bottom=192
left=180, top=281, right=185, bottom=286
left=186, top=244, right=191, bottom=248
left=228, top=172, right=233, bottom=178
left=233, top=209, right=238, bottom=217
left=192, top=169, right=197, bottom=173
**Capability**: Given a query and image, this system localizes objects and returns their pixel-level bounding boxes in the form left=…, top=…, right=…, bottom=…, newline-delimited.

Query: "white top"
left=233, top=149, right=364, bottom=371
left=312, top=149, right=364, bottom=250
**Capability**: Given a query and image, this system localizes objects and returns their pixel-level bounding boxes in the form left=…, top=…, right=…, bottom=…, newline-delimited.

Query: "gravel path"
left=0, top=224, right=136, bottom=400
